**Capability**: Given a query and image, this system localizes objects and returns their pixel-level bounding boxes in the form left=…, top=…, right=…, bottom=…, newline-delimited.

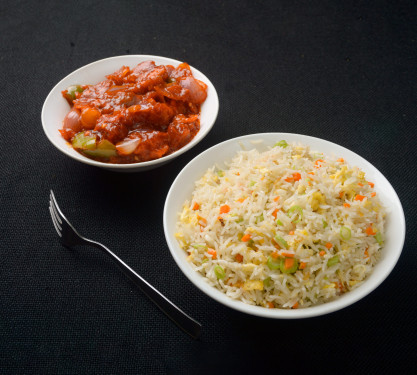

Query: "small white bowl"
left=41, top=55, right=219, bottom=172
left=164, top=133, right=406, bottom=318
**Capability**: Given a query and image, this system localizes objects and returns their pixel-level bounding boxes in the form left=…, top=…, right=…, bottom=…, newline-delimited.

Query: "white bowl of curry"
left=42, top=55, right=219, bottom=172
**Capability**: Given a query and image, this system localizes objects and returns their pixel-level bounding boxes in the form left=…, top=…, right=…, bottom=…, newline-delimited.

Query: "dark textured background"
left=1, top=0, right=416, bottom=373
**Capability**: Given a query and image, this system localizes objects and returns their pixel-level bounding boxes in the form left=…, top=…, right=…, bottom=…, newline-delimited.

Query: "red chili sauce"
left=60, top=61, right=208, bottom=163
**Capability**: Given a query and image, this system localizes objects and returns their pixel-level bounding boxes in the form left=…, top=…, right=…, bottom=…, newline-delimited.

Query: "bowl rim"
left=163, top=132, right=406, bottom=318
left=41, top=54, right=219, bottom=170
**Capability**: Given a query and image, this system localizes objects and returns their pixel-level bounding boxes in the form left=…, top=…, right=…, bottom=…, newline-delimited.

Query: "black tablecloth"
left=1, top=1, right=416, bottom=373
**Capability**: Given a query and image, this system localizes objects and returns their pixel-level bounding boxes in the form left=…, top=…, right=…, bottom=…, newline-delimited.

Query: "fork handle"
left=85, top=239, right=202, bottom=339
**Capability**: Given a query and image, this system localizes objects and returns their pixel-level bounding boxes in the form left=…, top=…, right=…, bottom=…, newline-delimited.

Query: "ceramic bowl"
left=163, top=133, right=405, bottom=318
left=41, top=55, right=219, bottom=172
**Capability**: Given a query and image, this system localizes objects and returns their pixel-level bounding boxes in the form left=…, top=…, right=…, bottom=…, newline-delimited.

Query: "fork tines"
left=49, top=190, right=62, bottom=237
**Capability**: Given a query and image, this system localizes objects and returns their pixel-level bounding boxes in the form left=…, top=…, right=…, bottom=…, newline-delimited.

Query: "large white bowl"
left=164, top=133, right=406, bottom=318
left=41, top=55, right=219, bottom=172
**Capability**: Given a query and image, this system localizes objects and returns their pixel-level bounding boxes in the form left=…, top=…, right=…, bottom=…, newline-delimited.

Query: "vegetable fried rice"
left=175, top=140, right=385, bottom=309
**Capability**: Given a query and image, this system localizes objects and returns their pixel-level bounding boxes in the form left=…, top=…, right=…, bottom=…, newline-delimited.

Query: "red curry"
left=60, top=61, right=207, bottom=163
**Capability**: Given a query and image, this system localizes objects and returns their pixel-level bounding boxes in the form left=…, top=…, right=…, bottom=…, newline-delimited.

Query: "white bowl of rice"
left=163, top=133, right=405, bottom=318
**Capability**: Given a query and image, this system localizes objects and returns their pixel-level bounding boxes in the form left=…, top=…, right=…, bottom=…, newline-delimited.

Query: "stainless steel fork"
left=48, top=190, right=201, bottom=339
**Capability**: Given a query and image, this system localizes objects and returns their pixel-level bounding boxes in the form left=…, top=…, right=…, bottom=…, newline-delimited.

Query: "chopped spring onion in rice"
left=192, top=243, right=207, bottom=249
left=280, top=257, right=299, bottom=274
left=214, top=265, right=226, bottom=279
left=267, top=256, right=281, bottom=270
left=263, top=277, right=272, bottom=287
left=312, top=152, right=324, bottom=160
left=340, top=226, right=352, bottom=241
left=288, top=205, right=303, bottom=223
left=274, top=140, right=288, bottom=148
left=274, top=235, right=289, bottom=249
left=374, top=232, right=383, bottom=245
left=327, top=255, right=340, bottom=267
